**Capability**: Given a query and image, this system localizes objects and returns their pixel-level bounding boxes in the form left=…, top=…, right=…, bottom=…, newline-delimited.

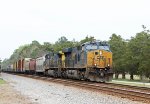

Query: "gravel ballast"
left=1, top=73, right=144, bottom=104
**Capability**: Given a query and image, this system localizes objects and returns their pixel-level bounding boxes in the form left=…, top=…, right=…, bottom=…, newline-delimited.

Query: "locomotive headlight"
left=100, top=51, right=102, bottom=56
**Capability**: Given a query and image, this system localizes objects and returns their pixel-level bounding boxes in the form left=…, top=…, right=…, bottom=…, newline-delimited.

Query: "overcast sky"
left=0, top=0, right=150, bottom=60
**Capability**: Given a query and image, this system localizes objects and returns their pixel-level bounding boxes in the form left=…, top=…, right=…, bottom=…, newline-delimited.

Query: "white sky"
left=0, top=0, right=150, bottom=60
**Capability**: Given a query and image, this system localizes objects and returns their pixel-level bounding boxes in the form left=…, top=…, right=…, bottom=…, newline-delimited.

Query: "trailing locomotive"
left=5, top=40, right=113, bottom=82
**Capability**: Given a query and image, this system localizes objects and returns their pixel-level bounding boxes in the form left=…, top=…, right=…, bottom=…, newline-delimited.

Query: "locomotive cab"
left=86, top=41, right=112, bottom=68
left=82, top=41, right=113, bottom=82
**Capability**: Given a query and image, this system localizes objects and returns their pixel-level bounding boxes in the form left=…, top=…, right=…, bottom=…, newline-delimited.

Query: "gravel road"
left=1, top=73, right=144, bottom=104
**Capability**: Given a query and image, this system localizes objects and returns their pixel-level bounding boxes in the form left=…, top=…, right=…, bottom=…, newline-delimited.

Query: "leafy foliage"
left=128, top=31, right=150, bottom=79
left=80, top=36, right=95, bottom=45
left=109, top=34, right=127, bottom=79
left=109, top=26, right=150, bottom=80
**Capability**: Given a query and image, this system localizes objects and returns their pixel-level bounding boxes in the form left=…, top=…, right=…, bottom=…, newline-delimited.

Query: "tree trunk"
left=115, top=73, right=119, bottom=79
left=130, top=73, right=134, bottom=80
left=140, top=75, right=143, bottom=81
left=122, top=73, right=126, bottom=79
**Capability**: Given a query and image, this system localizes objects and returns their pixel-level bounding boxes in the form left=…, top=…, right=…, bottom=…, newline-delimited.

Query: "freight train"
left=5, top=40, right=113, bottom=82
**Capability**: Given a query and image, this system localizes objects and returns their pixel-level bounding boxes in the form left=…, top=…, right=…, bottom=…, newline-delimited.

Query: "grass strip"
left=0, top=78, right=5, bottom=84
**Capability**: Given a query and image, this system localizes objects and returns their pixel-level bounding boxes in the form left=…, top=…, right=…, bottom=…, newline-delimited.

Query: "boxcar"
left=29, top=59, right=36, bottom=74
left=36, top=56, right=45, bottom=74
left=13, top=62, right=16, bottom=72
left=6, top=65, right=13, bottom=72
left=23, top=58, right=31, bottom=74
left=17, top=59, right=22, bottom=72
left=10, top=64, right=13, bottom=72
left=15, top=61, right=18, bottom=72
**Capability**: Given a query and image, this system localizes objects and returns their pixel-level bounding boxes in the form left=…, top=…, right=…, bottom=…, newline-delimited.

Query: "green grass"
left=113, top=78, right=142, bottom=82
left=0, top=78, right=5, bottom=84
left=113, top=74, right=150, bottom=83
left=112, top=75, right=150, bottom=88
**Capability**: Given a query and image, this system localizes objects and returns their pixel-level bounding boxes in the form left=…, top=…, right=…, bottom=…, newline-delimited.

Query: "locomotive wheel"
left=54, top=70, right=58, bottom=78
left=78, top=73, right=85, bottom=80
left=81, top=74, right=85, bottom=80
left=78, top=73, right=82, bottom=80
left=64, top=72, right=68, bottom=79
left=99, top=70, right=105, bottom=77
left=44, top=70, right=48, bottom=76
left=99, top=71, right=106, bottom=82
left=61, top=71, right=67, bottom=78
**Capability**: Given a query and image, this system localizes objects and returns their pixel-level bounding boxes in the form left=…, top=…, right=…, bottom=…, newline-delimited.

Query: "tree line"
left=109, top=26, right=150, bottom=80
left=2, top=27, right=150, bottom=80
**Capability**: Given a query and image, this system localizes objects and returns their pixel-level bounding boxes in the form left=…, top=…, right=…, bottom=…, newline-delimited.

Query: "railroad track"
left=105, top=83, right=150, bottom=93
left=9, top=73, right=150, bottom=103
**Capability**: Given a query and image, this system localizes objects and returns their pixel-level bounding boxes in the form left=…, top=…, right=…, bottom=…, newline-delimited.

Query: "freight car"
left=23, top=58, right=31, bottom=73
left=36, top=56, right=46, bottom=74
left=29, top=59, right=36, bottom=74
left=15, top=58, right=31, bottom=73
left=22, top=58, right=31, bottom=73
left=5, top=65, right=13, bottom=72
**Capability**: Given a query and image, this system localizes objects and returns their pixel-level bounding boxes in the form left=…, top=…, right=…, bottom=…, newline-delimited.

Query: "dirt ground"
left=0, top=83, right=35, bottom=104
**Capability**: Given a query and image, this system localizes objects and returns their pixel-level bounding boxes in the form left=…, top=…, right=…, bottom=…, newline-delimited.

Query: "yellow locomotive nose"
left=87, top=50, right=112, bottom=69
left=94, top=50, right=104, bottom=68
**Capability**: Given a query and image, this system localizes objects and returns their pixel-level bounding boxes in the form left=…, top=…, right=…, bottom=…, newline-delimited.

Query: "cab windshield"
left=99, top=45, right=110, bottom=51
left=99, top=42, right=110, bottom=51
left=85, top=42, right=111, bottom=51
left=85, top=44, right=98, bottom=50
